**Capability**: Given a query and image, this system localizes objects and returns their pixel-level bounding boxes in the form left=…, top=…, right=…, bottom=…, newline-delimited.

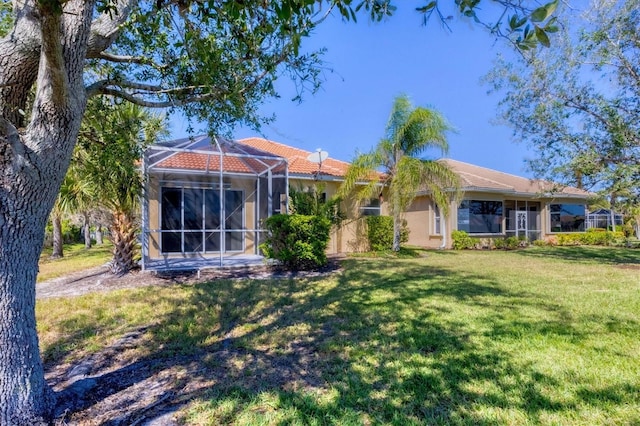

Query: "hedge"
left=366, top=216, right=409, bottom=251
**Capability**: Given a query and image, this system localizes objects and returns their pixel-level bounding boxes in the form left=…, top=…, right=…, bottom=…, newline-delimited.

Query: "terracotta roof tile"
left=238, top=137, right=351, bottom=178
left=150, top=137, right=589, bottom=199
left=155, top=152, right=254, bottom=174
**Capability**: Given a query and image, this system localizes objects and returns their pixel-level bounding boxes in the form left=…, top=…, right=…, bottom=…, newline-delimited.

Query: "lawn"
left=37, top=246, right=640, bottom=425
left=38, top=242, right=113, bottom=282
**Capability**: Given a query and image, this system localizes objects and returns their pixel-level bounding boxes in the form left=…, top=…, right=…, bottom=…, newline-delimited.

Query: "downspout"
left=439, top=212, right=447, bottom=249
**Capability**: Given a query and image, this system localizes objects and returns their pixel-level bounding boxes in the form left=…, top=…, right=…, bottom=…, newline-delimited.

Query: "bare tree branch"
left=96, top=52, right=164, bottom=68
left=89, top=86, right=222, bottom=108
left=38, top=5, right=67, bottom=106
left=86, top=0, right=138, bottom=58
left=86, top=79, right=215, bottom=97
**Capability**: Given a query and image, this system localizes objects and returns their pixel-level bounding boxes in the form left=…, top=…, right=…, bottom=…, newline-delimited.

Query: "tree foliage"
left=340, top=94, right=460, bottom=251
left=76, top=98, right=166, bottom=273
left=288, top=183, right=344, bottom=226
left=486, top=0, right=640, bottom=208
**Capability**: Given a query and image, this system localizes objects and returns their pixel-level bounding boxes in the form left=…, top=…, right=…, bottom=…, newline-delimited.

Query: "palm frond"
left=340, top=95, right=462, bottom=251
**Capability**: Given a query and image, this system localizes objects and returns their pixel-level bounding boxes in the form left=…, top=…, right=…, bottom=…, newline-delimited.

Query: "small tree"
left=340, top=95, right=460, bottom=251
left=288, top=183, right=345, bottom=227
left=77, top=99, right=166, bottom=274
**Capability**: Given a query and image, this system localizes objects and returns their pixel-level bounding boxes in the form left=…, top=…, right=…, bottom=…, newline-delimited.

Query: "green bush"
left=452, top=230, right=476, bottom=250
left=365, top=216, right=409, bottom=251
left=260, top=214, right=331, bottom=270
left=555, top=229, right=624, bottom=246
left=493, top=238, right=505, bottom=249
left=505, top=236, right=521, bottom=250
left=492, top=236, right=523, bottom=250
left=288, top=185, right=344, bottom=226
left=44, top=219, right=82, bottom=247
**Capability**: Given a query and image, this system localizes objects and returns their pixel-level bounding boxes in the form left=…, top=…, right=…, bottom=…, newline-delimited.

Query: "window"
left=457, top=200, right=503, bottom=234
left=360, top=198, right=381, bottom=216
left=433, top=204, right=441, bottom=235
left=550, top=203, right=585, bottom=232
left=161, top=187, right=244, bottom=253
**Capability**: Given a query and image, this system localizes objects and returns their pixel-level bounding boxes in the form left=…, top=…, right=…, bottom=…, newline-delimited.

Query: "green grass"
left=38, top=242, right=112, bottom=282
left=36, top=246, right=640, bottom=425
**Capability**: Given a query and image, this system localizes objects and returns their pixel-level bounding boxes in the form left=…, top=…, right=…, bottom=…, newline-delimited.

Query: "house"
left=141, top=136, right=591, bottom=269
left=402, top=159, right=592, bottom=249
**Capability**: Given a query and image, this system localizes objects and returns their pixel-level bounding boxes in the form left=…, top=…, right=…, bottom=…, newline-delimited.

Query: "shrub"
left=288, top=184, right=344, bottom=226
left=260, top=214, right=331, bottom=270
left=365, top=216, right=409, bottom=251
left=452, top=230, right=475, bottom=250
left=505, top=236, right=521, bottom=250
left=44, top=219, right=82, bottom=247
left=533, top=239, right=548, bottom=247
left=555, top=229, right=625, bottom=246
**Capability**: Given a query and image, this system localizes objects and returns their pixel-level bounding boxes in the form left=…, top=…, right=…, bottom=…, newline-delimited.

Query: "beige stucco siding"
left=451, top=192, right=588, bottom=243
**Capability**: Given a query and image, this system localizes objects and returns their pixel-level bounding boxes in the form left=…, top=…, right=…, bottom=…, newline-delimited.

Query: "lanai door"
left=506, top=201, right=541, bottom=241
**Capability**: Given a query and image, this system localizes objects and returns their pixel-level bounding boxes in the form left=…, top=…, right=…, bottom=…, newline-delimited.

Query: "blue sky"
left=170, top=5, right=537, bottom=177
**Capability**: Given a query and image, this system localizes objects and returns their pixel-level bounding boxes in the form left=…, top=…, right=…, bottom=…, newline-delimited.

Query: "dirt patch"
left=40, top=258, right=343, bottom=424
left=37, top=257, right=344, bottom=300
left=616, top=264, right=640, bottom=270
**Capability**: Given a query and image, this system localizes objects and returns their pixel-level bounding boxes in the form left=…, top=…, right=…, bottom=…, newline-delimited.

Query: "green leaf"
left=417, top=1, right=437, bottom=13
left=535, top=26, right=550, bottom=47
left=544, top=17, right=559, bottom=33
left=531, top=0, right=559, bottom=23
left=516, top=17, right=528, bottom=28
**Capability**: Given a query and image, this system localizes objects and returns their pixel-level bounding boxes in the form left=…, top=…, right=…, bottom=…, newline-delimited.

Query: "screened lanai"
left=141, top=135, right=288, bottom=271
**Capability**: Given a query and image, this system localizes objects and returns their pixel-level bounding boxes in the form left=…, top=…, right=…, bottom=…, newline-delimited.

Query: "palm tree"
left=340, top=95, right=461, bottom=251
left=78, top=99, right=166, bottom=274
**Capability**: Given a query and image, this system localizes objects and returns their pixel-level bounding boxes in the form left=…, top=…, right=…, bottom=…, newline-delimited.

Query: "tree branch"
left=86, top=0, right=138, bottom=58
left=37, top=4, right=67, bottom=106
left=96, top=52, right=164, bottom=68
left=86, top=79, right=215, bottom=97
left=0, top=116, right=21, bottom=151
left=88, top=86, right=222, bottom=108
left=564, top=96, right=640, bottom=145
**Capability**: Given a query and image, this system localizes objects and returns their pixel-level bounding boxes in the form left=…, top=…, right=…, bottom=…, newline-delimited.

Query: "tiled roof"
left=148, top=136, right=286, bottom=175
left=441, top=159, right=591, bottom=197
left=148, top=136, right=589, bottom=198
left=238, top=137, right=351, bottom=178
left=155, top=152, right=257, bottom=174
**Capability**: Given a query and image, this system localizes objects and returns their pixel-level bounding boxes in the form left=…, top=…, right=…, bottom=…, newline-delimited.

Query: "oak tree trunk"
left=0, top=0, right=96, bottom=422
left=51, top=214, right=64, bottom=258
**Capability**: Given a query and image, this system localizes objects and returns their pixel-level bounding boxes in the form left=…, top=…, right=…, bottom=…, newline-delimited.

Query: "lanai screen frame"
left=141, top=135, right=289, bottom=269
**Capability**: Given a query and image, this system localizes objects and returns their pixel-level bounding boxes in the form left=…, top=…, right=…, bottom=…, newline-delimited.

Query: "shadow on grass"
left=45, top=256, right=638, bottom=424
left=514, top=245, right=640, bottom=265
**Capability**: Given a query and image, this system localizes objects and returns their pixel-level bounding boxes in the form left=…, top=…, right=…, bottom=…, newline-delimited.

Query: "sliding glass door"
left=161, top=187, right=244, bottom=253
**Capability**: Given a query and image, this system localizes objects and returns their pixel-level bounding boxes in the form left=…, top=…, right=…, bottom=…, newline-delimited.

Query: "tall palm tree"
left=340, top=95, right=461, bottom=251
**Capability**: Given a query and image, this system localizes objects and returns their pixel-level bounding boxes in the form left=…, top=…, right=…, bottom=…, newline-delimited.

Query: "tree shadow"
left=45, top=256, right=633, bottom=424
left=514, top=246, right=640, bottom=265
